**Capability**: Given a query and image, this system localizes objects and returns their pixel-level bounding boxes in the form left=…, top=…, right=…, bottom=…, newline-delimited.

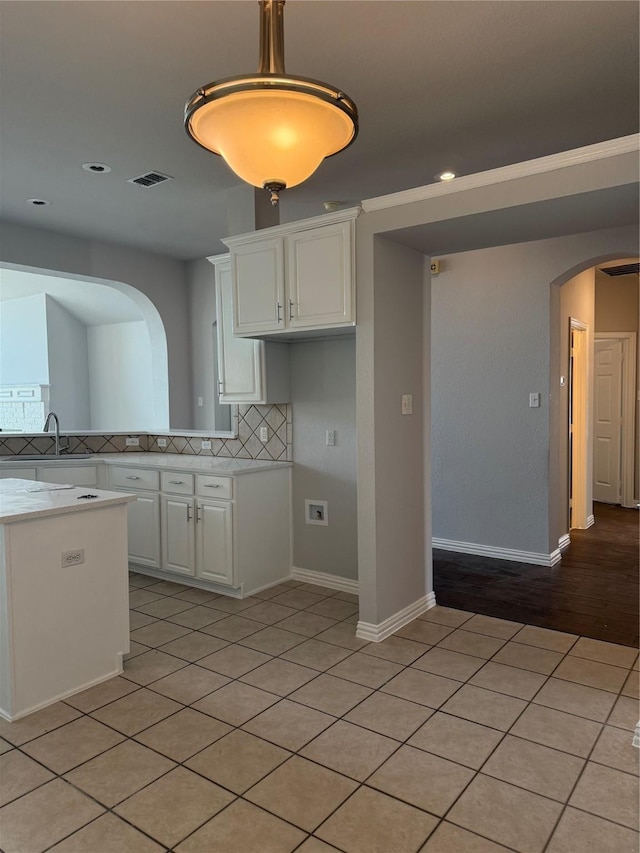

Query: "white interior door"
left=593, top=338, right=623, bottom=504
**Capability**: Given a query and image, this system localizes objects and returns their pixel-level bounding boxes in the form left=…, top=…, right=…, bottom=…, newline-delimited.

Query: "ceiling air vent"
left=601, top=263, right=639, bottom=277
left=127, top=171, right=173, bottom=188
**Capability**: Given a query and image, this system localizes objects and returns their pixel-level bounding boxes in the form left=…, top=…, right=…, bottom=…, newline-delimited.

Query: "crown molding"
left=362, top=135, right=640, bottom=213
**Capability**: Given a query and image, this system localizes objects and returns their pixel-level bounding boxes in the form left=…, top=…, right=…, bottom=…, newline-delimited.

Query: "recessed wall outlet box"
left=197, top=396, right=204, bottom=407
left=125, top=437, right=140, bottom=446
left=259, top=426, right=269, bottom=443
left=201, top=440, right=212, bottom=450
left=61, top=548, right=84, bottom=567
left=326, top=429, right=336, bottom=446
left=305, top=499, right=328, bottom=526
left=401, top=394, right=413, bottom=415
left=157, top=438, right=167, bottom=448
left=430, top=260, right=441, bottom=274
left=529, top=392, right=540, bottom=408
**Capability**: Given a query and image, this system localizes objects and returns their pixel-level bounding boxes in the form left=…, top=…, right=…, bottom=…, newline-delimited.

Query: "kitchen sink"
left=0, top=453, right=95, bottom=462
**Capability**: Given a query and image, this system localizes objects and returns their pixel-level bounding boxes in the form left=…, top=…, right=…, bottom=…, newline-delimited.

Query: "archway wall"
left=0, top=221, right=191, bottom=428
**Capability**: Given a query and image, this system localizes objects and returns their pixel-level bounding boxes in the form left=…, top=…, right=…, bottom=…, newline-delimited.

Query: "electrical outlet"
left=61, top=548, right=84, bottom=567
left=197, top=396, right=203, bottom=407
left=259, top=426, right=269, bottom=443
left=326, top=429, right=336, bottom=446
left=125, top=437, right=140, bottom=446
left=157, top=438, right=167, bottom=448
left=201, top=440, right=212, bottom=450
left=401, top=394, right=413, bottom=415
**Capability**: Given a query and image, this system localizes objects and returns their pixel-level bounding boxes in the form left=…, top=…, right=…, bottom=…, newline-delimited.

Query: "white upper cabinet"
left=210, top=254, right=290, bottom=404
left=286, top=220, right=353, bottom=329
left=223, top=207, right=359, bottom=338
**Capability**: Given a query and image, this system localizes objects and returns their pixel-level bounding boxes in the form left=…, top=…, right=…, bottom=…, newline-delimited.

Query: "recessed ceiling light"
left=438, top=171, right=456, bottom=182
left=27, top=198, right=51, bottom=206
left=82, top=162, right=112, bottom=173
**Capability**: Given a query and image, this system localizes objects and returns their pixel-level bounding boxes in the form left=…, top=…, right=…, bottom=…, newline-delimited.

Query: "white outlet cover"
left=125, top=436, right=140, bottom=446
left=401, top=394, right=413, bottom=415
left=201, top=440, right=212, bottom=450
left=259, top=426, right=269, bottom=442
left=305, top=499, right=328, bottom=526
left=157, top=438, right=167, bottom=448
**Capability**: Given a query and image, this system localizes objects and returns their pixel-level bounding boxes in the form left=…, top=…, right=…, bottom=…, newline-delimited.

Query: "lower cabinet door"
left=195, top=499, right=234, bottom=586
left=161, top=495, right=196, bottom=576
left=127, top=492, right=161, bottom=569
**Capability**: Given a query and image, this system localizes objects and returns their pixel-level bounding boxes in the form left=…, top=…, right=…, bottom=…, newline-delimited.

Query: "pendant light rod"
left=258, top=0, right=286, bottom=74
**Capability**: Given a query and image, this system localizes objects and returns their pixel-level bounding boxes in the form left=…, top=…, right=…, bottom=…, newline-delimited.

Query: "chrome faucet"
left=43, top=411, right=68, bottom=455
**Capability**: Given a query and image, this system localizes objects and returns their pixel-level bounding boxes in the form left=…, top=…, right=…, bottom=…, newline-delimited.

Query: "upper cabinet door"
left=286, top=220, right=354, bottom=329
left=232, top=237, right=285, bottom=335
left=215, top=258, right=266, bottom=403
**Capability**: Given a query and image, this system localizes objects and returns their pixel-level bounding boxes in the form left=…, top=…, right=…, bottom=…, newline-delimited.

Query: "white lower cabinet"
left=161, top=495, right=195, bottom=577
left=196, top=499, right=233, bottom=585
left=109, top=461, right=290, bottom=596
left=126, top=493, right=161, bottom=569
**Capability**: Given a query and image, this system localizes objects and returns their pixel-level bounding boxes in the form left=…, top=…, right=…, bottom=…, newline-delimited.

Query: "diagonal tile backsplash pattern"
left=0, top=404, right=292, bottom=463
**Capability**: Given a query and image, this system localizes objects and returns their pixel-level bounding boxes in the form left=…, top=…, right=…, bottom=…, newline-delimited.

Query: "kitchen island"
left=0, top=478, right=135, bottom=720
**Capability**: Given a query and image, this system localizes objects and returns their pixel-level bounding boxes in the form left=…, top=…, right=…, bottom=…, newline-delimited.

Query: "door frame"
left=594, top=331, right=637, bottom=508
left=569, top=319, right=590, bottom=529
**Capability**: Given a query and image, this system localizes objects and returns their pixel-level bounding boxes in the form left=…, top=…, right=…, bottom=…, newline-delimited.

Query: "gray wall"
left=430, top=225, right=637, bottom=557
left=0, top=222, right=191, bottom=428
left=290, top=338, right=357, bottom=580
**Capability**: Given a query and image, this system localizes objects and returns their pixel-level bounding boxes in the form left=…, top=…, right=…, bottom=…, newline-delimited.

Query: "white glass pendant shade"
left=185, top=2, right=357, bottom=203
left=187, top=86, right=356, bottom=189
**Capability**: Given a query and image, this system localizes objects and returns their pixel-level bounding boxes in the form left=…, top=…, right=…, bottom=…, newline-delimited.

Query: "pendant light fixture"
left=184, top=0, right=358, bottom=205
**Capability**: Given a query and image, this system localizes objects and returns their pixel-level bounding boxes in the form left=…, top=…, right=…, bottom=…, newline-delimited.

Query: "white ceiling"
left=0, top=1, right=638, bottom=261
left=0, top=268, right=144, bottom=326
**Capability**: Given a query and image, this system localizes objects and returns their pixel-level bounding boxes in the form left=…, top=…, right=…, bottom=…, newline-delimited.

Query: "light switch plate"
left=401, top=394, right=413, bottom=415
left=326, top=429, right=335, bottom=446
left=125, top=437, right=140, bottom=446
left=529, top=392, right=540, bottom=408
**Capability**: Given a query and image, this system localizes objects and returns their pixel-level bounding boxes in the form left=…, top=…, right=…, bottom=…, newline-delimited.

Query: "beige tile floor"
left=1, top=576, right=639, bottom=853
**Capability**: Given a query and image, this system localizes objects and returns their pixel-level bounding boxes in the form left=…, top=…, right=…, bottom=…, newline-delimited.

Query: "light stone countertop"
left=0, top=453, right=292, bottom=476
left=0, top=478, right=136, bottom=524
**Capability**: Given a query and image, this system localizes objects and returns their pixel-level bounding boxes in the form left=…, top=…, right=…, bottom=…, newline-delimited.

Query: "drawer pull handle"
left=204, top=483, right=220, bottom=488
left=168, top=480, right=183, bottom=485
left=125, top=475, right=140, bottom=480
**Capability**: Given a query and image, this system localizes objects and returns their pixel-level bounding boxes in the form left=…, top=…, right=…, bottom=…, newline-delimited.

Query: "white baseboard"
left=558, top=533, right=571, bottom=552
left=433, top=537, right=562, bottom=567
left=290, top=566, right=359, bottom=595
left=356, top=592, right=436, bottom=643
left=587, top=514, right=595, bottom=528
left=0, top=666, right=122, bottom=722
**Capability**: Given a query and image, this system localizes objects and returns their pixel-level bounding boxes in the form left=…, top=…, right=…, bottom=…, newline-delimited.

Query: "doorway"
left=568, top=320, right=589, bottom=530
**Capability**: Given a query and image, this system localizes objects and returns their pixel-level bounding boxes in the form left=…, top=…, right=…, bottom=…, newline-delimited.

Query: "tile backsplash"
left=0, top=404, right=292, bottom=462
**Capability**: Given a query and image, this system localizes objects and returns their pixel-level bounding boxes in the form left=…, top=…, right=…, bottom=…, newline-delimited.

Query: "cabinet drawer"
left=109, top=466, right=159, bottom=491
left=161, top=471, right=194, bottom=495
left=196, top=474, right=233, bottom=500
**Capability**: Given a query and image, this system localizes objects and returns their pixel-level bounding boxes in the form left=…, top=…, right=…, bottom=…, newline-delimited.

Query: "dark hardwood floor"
left=434, top=502, right=639, bottom=647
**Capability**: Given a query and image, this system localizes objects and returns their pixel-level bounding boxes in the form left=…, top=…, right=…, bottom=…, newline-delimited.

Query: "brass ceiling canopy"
left=184, top=0, right=358, bottom=205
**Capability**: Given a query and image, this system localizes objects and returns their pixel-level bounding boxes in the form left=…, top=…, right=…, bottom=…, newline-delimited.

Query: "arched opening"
left=0, top=263, right=170, bottom=432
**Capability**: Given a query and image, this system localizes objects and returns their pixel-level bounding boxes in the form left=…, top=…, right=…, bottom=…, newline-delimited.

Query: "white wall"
left=45, top=295, right=91, bottom=430
left=0, top=223, right=189, bottom=429
left=87, top=321, right=154, bottom=430
left=290, top=338, right=357, bottom=580
left=0, top=293, right=49, bottom=385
